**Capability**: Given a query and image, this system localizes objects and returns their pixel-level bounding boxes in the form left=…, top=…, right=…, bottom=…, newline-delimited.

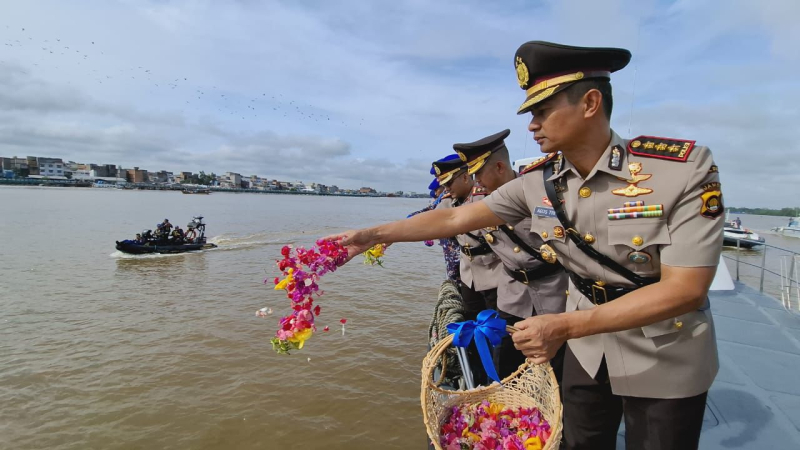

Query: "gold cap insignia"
left=516, top=56, right=529, bottom=88
left=456, top=151, right=467, bottom=162
left=434, top=165, right=441, bottom=176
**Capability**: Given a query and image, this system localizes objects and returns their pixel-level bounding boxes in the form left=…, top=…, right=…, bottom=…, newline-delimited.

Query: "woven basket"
left=421, top=326, right=562, bottom=450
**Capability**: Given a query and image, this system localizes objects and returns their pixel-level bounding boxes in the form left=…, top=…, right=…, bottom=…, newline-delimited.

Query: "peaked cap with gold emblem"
left=514, top=41, right=631, bottom=114
left=454, top=129, right=511, bottom=175
left=431, top=156, right=467, bottom=185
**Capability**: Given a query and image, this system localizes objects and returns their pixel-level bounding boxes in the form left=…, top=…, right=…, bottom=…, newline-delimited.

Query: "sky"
left=0, top=0, right=798, bottom=206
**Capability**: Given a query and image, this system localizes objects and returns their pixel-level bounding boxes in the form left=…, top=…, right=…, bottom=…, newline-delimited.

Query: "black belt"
left=460, top=242, right=493, bottom=259
left=505, top=263, right=563, bottom=285
left=569, top=272, right=656, bottom=305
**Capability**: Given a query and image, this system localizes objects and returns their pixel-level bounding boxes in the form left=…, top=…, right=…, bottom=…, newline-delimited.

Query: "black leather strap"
left=542, top=160, right=658, bottom=288
left=569, top=273, right=638, bottom=304
left=465, top=231, right=486, bottom=243
left=459, top=242, right=493, bottom=258
left=505, top=264, right=563, bottom=285
left=497, top=225, right=551, bottom=265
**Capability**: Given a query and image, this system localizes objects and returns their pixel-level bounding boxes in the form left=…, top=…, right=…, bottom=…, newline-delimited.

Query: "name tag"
left=534, top=206, right=556, bottom=218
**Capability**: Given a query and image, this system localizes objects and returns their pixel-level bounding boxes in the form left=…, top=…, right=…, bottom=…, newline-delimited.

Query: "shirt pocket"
left=606, top=218, right=671, bottom=273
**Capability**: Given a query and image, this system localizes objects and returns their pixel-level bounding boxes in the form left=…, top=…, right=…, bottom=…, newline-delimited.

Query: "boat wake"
left=206, top=228, right=334, bottom=252
left=109, top=250, right=188, bottom=259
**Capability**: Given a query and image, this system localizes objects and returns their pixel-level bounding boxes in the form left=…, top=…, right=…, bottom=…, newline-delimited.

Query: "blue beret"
left=428, top=178, right=440, bottom=191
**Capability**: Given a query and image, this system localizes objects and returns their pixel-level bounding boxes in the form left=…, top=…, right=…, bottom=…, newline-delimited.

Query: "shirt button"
left=513, top=246, right=521, bottom=253
left=542, top=231, right=549, bottom=238
left=674, top=321, right=684, bottom=329
left=507, top=225, right=514, bottom=231
left=632, top=235, right=644, bottom=246
left=579, top=187, right=592, bottom=198
left=583, top=233, right=595, bottom=244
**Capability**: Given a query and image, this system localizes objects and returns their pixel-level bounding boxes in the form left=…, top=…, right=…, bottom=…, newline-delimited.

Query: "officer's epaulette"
left=520, top=152, right=558, bottom=174
left=627, top=135, right=696, bottom=162
left=471, top=186, right=488, bottom=197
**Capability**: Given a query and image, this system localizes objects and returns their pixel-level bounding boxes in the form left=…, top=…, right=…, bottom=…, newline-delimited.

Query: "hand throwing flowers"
left=261, top=240, right=348, bottom=354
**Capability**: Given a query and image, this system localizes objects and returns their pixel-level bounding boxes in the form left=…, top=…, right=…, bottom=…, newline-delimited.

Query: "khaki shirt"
left=485, top=216, right=568, bottom=318
left=483, top=130, right=723, bottom=398
left=439, top=190, right=503, bottom=291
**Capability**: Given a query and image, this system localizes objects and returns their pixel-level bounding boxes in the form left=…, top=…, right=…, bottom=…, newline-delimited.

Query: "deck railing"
left=723, top=239, right=800, bottom=313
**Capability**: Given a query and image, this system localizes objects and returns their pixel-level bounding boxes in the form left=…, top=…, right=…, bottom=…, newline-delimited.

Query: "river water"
left=1, top=187, right=798, bottom=449
left=0, top=187, right=442, bottom=450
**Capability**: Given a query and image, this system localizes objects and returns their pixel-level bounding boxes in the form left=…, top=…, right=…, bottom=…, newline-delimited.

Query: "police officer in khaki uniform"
left=328, top=41, right=723, bottom=450
left=432, top=157, right=503, bottom=322
left=455, top=129, right=569, bottom=381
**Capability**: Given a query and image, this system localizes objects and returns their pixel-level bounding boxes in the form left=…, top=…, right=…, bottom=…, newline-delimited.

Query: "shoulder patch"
left=628, top=136, right=696, bottom=162
left=520, top=152, right=558, bottom=174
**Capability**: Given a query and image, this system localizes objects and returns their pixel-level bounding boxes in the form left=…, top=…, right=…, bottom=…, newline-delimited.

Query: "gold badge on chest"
left=484, top=226, right=498, bottom=244
left=628, top=251, right=652, bottom=264
left=612, top=162, right=653, bottom=197
left=540, top=244, right=558, bottom=264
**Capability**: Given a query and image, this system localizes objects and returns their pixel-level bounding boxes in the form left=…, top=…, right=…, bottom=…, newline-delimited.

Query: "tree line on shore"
left=729, top=207, right=800, bottom=217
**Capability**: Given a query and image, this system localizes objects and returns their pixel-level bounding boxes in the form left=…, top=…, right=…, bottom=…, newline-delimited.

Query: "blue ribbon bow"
left=446, top=309, right=508, bottom=384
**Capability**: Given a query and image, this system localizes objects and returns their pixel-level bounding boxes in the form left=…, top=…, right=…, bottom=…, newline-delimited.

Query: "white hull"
left=770, top=217, right=800, bottom=238
left=723, top=226, right=764, bottom=248
left=771, top=226, right=800, bottom=238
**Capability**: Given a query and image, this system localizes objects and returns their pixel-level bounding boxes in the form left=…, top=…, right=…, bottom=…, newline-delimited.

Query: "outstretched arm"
left=326, top=201, right=505, bottom=262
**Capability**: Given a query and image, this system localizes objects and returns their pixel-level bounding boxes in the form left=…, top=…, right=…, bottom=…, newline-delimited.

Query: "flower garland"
left=263, top=240, right=348, bottom=354
left=440, top=401, right=551, bottom=450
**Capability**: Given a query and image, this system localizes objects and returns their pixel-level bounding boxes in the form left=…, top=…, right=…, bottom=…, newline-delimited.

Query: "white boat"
left=723, top=219, right=765, bottom=248
left=770, top=217, right=800, bottom=238
left=512, top=156, right=539, bottom=173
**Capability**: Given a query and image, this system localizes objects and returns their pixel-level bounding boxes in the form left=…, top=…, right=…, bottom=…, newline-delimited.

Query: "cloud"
left=0, top=0, right=797, bottom=203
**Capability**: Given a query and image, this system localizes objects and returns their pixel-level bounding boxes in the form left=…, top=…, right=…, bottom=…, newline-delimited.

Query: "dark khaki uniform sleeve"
left=660, top=147, right=724, bottom=267
left=483, top=176, right=530, bottom=224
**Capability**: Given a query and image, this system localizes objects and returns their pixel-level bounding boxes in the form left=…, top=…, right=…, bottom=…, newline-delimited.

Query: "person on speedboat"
left=171, top=226, right=185, bottom=244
